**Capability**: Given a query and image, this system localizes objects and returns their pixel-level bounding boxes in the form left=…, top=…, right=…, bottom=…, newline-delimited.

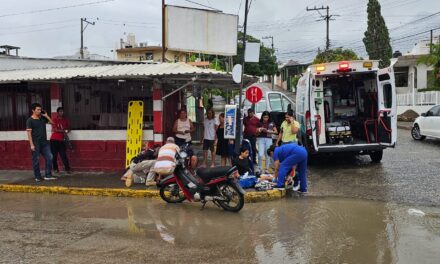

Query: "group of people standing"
left=243, top=108, right=301, bottom=173
left=173, top=109, right=233, bottom=167
left=171, top=107, right=308, bottom=193
left=26, top=103, right=71, bottom=182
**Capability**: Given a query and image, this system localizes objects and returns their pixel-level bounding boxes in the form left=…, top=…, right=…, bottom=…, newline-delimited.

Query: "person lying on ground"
left=124, top=144, right=161, bottom=187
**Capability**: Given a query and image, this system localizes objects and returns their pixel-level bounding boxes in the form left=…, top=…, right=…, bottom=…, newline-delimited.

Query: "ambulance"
left=296, top=60, right=396, bottom=162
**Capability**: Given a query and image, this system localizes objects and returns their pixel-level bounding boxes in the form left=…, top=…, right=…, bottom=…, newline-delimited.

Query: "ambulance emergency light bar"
left=313, top=61, right=375, bottom=74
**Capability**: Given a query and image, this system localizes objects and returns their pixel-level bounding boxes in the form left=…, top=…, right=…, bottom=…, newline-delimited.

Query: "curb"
left=0, top=184, right=285, bottom=203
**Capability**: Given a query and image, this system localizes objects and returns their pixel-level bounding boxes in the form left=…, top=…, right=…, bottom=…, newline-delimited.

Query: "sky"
left=0, top=0, right=439, bottom=63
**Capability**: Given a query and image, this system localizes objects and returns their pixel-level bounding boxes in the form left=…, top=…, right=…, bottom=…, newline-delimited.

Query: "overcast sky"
left=0, top=0, right=439, bottom=63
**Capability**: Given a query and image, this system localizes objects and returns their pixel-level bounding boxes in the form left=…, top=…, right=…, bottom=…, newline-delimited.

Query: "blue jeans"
left=277, top=146, right=308, bottom=192
left=32, top=143, right=53, bottom=179
left=257, top=137, right=272, bottom=172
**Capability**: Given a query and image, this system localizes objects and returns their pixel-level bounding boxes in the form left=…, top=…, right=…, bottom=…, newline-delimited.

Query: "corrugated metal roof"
left=0, top=62, right=225, bottom=82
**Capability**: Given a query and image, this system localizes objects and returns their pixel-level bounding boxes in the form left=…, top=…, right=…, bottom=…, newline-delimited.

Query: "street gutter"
left=0, top=184, right=286, bottom=203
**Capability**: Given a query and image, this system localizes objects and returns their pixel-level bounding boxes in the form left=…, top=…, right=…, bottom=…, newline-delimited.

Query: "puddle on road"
left=1, top=193, right=439, bottom=263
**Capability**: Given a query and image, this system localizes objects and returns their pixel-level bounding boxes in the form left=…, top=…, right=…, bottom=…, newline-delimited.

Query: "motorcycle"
left=158, top=143, right=245, bottom=212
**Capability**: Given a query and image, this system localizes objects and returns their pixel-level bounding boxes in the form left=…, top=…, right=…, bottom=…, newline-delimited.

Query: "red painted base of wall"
left=0, top=141, right=127, bottom=171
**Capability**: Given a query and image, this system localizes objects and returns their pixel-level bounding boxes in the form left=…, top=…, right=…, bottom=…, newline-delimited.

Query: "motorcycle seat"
left=196, top=166, right=233, bottom=183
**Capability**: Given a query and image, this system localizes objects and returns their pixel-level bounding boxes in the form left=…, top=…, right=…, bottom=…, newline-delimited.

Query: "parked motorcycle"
left=158, top=143, right=245, bottom=212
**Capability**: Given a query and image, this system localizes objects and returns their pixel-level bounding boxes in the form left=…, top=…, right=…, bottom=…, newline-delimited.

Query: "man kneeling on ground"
left=125, top=144, right=161, bottom=187
left=267, top=144, right=308, bottom=193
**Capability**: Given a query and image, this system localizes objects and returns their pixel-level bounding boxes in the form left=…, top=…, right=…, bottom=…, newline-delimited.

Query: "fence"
left=397, top=91, right=440, bottom=106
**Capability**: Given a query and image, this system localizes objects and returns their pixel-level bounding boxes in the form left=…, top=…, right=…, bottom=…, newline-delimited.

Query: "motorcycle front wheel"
left=216, top=182, right=244, bottom=212
left=159, top=182, right=186, bottom=203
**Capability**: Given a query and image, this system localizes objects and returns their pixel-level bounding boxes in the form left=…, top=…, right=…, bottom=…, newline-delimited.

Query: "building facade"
left=116, top=46, right=188, bottom=63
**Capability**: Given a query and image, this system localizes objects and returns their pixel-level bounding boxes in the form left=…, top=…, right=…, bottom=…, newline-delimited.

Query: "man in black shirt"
left=26, top=103, right=56, bottom=182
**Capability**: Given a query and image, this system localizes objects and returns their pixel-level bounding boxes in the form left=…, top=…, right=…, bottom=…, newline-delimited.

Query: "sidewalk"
left=0, top=170, right=286, bottom=203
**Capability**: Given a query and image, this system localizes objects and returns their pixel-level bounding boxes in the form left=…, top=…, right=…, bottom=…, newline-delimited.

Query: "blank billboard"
left=166, top=5, right=238, bottom=56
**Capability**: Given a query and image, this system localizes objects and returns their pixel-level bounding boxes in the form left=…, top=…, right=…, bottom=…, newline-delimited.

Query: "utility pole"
left=162, top=0, right=167, bottom=62
left=262, top=36, right=275, bottom=90
left=235, top=0, right=249, bottom=154
left=430, top=29, right=433, bottom=54
left=80, top=18, right=95, bottom=59
left=306, top=6, right=337, bottom=51
left=262, top=36, right=274, bottom=51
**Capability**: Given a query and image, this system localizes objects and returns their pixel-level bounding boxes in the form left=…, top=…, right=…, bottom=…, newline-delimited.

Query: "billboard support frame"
left=235, top=0, right=249, bottom=154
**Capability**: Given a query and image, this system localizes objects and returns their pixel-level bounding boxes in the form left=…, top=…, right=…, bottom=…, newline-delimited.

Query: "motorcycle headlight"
left=180, top=151, right=188, bottom=159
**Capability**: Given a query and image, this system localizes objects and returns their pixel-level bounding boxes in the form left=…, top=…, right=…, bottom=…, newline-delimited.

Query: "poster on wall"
left=224, top=104, right=237, bottom=139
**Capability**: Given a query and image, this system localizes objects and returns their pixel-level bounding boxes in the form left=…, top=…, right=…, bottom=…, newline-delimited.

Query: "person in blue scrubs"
left=267, top=144, right=308, bottom=193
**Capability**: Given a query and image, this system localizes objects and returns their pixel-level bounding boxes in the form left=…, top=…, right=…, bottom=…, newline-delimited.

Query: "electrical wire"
left=183, top=0, right=221, bottom=12
left=0, top=0, right=115, bottom=18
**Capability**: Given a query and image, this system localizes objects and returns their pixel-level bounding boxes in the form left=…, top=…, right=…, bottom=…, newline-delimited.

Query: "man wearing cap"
left=267, top=144, right=308, bottom=193
left=243, top=108, right=259, bottom=164
left=153, top=137, right=180, bottom=177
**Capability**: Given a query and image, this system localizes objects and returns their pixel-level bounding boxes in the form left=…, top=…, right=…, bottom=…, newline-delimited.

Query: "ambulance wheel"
left=370, top=150, right=383, bottom=163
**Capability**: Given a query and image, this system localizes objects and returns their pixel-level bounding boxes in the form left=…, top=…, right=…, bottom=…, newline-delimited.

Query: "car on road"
left=411, top=104, right=440, bottom=140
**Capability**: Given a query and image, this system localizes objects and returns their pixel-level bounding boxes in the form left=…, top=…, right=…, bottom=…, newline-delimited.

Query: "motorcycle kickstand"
left=200, top=200, right=207, bottom=210
left=212, top=200, right=221, bottom=208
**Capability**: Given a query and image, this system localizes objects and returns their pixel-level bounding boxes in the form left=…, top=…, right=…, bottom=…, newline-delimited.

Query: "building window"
left=0, top=83, right=50, bottom=131
left=427, top=70, right=433, bottom=88
left=394, top=66, right=409, bottom=87
left=125, top=53, right=132, bottom=58
left=62, top=80, right=153, bottom=130
left=414, top=67, right=417, bottom=88
left=146, top=52, right=153, bottom=60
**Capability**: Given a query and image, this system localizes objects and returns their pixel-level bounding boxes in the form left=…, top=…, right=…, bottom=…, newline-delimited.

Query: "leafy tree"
left=363, top=0, right=392, bottom=68
left=417, top=43, right=440, bottom=89
left=312, top=48, right=359, bottom=64
left=195, top=32, right=277, bottom=76
left=234, top=32, right=278, bottom=77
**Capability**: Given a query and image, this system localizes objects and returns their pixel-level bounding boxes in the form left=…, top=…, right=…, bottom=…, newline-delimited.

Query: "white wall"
left=416, top=64, right=433, bottom=89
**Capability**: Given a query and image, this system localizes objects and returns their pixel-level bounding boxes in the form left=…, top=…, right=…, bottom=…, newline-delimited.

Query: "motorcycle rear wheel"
left=160, top=182, right=186, bottom=203
left=216, top=182, right=244, bottom=212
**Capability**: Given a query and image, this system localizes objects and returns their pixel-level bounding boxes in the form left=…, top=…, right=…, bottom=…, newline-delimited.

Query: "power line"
left=0, top=0, right=115, bottom=18
left=183, top=0, right=221, bottom=12
left=0, top=25, right=77, bottom=36
left=0, top=19, right=77, bottom=30
left=389, top=11, right=440, bottom=31
left=306, top=5, right=339, bottom=50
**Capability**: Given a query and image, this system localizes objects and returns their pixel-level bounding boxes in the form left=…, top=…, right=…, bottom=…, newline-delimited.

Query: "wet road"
left=1, top=192, right=439, bottom=264
left=309, top=129, right=440, bottom=206
left=1, top=129, right=440, bottom=264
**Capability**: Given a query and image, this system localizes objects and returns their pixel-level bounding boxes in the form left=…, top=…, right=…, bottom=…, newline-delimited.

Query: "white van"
left=296, top=60, right=397, bottom=162
left=239, top=88, right=295, bottom=119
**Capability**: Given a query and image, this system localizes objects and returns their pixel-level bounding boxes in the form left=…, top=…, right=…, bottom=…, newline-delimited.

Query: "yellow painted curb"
left=0, top=184, right=285, bottom=203
left=0, top=184, right=160, bottom=198
left=244, top=189, right=286, bottom=203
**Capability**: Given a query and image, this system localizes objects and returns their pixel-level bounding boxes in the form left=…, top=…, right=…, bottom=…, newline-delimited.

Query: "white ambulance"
left=296, top=60, right=396, bottom=162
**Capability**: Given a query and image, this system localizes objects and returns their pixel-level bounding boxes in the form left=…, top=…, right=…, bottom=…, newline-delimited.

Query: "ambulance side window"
left=383, top=83, right=392, bottom=108
left=268, top=93, right=282, bottom=112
